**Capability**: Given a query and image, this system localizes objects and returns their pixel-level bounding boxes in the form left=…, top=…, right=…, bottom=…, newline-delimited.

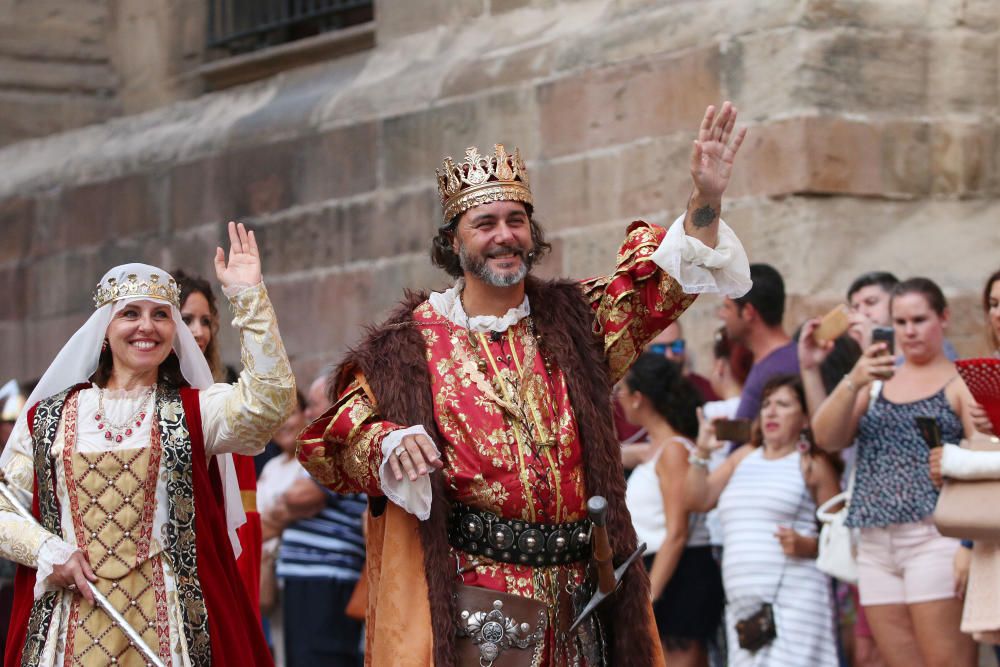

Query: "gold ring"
left=394, top=446, right=406, bottom=457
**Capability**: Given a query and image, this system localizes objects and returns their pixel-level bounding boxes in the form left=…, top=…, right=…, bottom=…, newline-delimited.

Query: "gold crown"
left=436, top=144, right=533, bottom=223
left=93, top=273, right=180, bottom=309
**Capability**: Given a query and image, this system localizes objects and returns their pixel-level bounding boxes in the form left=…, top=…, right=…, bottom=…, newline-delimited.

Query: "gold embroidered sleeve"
left=0, top=437, right=55, bottom=567
left=581, top=221, right=697, bottom=384
left=201, top=283, right=297, bottom=456
left=296, top=378, right=402, bottom=496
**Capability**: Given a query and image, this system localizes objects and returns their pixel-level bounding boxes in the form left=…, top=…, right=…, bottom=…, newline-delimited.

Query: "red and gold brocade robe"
left=298, top=222, right=698, bottom=663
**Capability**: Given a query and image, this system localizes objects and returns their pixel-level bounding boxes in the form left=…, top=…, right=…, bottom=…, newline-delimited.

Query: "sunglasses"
left=647, top=340, right=685, bottom=356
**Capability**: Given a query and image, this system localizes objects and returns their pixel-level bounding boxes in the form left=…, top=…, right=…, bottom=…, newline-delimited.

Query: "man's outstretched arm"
left=582, top=102, right=751, bottom=383
left=683, top=101, right=747, bottom=249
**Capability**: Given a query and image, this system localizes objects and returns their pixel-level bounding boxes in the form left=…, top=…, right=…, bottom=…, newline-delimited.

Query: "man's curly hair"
left=430, top=205, right=553, bottom=279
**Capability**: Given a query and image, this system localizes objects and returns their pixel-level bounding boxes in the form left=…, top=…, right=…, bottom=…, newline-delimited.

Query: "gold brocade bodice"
left=69, top=447, right=158, bottom=579
left=60, top=395, right=171, bottom=666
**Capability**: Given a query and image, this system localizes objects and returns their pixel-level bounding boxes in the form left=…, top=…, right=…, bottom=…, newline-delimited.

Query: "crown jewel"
left=436, top=144, right=533, bottom=223
left=93, top=273, right=181, bottom=310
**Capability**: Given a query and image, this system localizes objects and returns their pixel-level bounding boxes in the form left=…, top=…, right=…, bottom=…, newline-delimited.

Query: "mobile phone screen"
left=915, top=416, right=942, bottom=448
left=872, top=327, right=895, bottom=356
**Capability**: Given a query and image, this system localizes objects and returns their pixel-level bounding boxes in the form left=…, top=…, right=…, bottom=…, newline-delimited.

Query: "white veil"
left=3, top=263, right=246, bottom=556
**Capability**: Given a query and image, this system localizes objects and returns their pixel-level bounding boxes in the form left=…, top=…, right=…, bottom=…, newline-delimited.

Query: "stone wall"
left=0, top=0, right=204, bottom=146
left=1, top=0, right=999, bottom=387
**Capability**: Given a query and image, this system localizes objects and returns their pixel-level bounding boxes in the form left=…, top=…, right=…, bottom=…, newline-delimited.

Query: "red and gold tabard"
left=298, top=221, right=693, bottom=664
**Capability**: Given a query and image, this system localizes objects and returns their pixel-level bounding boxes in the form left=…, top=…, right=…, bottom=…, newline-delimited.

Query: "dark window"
left=207, top=0, right=373, bottom=57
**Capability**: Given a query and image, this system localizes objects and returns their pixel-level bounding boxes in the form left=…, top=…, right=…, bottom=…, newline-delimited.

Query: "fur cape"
left=333, top=277, right=661, bottom=666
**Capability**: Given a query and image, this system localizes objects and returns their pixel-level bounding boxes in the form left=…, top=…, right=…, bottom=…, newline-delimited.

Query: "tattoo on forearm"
left=692, top=204, right=717, bottom=228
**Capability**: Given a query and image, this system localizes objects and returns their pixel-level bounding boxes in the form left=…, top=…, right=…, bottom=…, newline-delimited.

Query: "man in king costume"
left=297, top=102, right=752, bottom=666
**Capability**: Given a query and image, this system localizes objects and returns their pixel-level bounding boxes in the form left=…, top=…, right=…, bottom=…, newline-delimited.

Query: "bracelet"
left=842, top=376, right=858, bottom=394
left=687, top=453, right=710, bottom=469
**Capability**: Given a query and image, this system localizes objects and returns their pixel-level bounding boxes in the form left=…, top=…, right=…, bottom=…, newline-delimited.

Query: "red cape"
left=233, top=453, right=262, bottom=617
left=5, top=388, right=272, bottom=667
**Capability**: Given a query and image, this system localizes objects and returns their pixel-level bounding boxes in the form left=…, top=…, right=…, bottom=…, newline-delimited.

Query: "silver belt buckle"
left=458, top=599, right=547, bottom=666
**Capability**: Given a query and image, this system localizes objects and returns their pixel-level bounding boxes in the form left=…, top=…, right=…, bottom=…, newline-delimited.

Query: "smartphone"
left=872, top=326, right=895, bottom=356
left=915, top=416, right=942, bottom=448
left=814, top=305, right=850, bottom=344
left=713, top=418, right=752, bottom=442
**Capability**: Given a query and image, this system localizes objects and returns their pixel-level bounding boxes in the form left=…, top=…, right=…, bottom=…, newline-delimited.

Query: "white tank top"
left=625, top=436, right=712, bottom=551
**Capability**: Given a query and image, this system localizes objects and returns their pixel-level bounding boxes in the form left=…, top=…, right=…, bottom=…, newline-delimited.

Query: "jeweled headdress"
left=436, top=144, right=533, bottom=223
left=92, top=270, right=181, bottom=309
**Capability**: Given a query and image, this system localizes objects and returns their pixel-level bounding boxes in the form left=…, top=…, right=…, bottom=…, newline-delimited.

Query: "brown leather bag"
left=934, top=437, right=1000, bottom=540
left=454, top=585, right=547, bottom=667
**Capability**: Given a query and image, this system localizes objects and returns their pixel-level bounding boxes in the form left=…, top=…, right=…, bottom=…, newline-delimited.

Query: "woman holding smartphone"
left=812, top=277, right=979, bottom=667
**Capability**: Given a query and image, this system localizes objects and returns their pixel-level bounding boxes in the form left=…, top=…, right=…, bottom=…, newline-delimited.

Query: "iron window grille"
left=207, top=0, right=373, bottom=56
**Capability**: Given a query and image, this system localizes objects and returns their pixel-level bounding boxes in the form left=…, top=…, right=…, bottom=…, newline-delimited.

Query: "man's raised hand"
left=690, top=101, right=748, bottom=202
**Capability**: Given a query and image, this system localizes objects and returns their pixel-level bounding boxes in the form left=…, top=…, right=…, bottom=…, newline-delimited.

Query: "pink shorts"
left=857, top=520, right=960, bottom=606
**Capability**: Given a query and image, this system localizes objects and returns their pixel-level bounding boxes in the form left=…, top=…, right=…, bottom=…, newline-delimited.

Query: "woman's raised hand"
left=695, top=407, right=725, bottom=459
left=214, top=221, right=262, bottom=290
left=970, top=401, right=995, bottom=436
left=798, top=318, right=834, bottom=372
left=847, top=341, right=896, bottom=388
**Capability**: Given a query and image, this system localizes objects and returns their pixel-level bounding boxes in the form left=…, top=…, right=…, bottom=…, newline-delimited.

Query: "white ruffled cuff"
left=380, top=425, right=438, bottom=521
left=651, top=214, right=752, bottom=298
left=941, top=443, right=1000, bottom=480
left=34, top=536, right=78, bottom=600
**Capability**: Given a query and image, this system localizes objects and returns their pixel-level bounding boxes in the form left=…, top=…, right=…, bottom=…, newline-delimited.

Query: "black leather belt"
left=447, top=502, right=592, bottom=567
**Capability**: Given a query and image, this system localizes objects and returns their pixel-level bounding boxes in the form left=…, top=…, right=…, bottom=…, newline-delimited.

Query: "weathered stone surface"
left=798, top=29, right=928, bottom=114
left=0, top=197, right=33, bottom=265
left=299, top=122, right=378, bottom=203
left=0, top=265, right=26, bottom=320
left=926, top=32, right=998, bottom=114
left=538, top=46, right=720, bottom=158
left=802, top=0, right=998, bottom=32
left=374, top=0, right=486, bottom=42
left=440, top=44, right=555, bottom=99
left=0, top=92, right=119, bottom=149
left=380, top=87, right=541, bottom=189
left=53, top=173, right=164, bottom=250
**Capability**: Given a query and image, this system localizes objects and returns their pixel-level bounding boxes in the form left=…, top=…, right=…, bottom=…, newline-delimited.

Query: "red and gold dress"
left=299, top=221, right=720, bottom=665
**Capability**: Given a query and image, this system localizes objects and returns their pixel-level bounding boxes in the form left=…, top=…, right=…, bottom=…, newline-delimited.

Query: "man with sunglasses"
left=616, top=322, right=718, bottom=465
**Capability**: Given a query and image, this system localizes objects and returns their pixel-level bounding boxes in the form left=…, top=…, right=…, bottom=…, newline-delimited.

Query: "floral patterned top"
left=846, top=384, right=963, bottom=528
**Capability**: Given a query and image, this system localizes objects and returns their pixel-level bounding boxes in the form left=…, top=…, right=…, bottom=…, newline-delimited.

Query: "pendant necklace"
left=95, top=385, right=155, bottom=443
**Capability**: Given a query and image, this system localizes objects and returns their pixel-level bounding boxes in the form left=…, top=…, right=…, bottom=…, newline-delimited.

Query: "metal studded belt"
left=447, top=502, right=592, bottom=567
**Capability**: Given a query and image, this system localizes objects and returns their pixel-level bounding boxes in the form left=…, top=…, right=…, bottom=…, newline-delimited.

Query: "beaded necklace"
left=94, top=385, right=155, bottom=443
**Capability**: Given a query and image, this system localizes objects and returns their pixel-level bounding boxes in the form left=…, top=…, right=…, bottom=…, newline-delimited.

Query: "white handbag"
left=815, top=476, right=858, bottom=584
left=813, top=380, right=881, bottom=584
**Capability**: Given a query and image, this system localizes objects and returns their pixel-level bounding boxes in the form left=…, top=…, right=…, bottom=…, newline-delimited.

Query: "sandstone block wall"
left=0, top=0, right=204, bottom=147
left=1, top=0, right=998, bottom=387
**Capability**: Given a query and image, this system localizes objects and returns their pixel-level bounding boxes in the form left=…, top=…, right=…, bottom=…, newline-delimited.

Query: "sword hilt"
left=587, top=496, right=616, bottom=594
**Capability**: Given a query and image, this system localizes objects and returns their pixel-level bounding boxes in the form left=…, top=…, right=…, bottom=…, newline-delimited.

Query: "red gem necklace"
left=94, top=385, right=155, bottom=443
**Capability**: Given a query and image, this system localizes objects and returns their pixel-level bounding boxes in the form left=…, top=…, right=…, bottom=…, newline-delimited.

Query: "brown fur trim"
left=333, top=290, right=458, bottom=667
left=526, top=278, right=658, bottom=665
left=336, top=278, right=658, bottom=665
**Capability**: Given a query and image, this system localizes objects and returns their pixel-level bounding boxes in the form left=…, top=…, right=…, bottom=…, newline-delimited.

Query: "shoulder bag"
left=813, top=380, right=880, bottom=583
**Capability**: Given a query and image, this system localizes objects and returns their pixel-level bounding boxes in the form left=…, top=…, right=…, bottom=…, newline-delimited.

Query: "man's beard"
left=459, top=241, right=533, bottom=288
